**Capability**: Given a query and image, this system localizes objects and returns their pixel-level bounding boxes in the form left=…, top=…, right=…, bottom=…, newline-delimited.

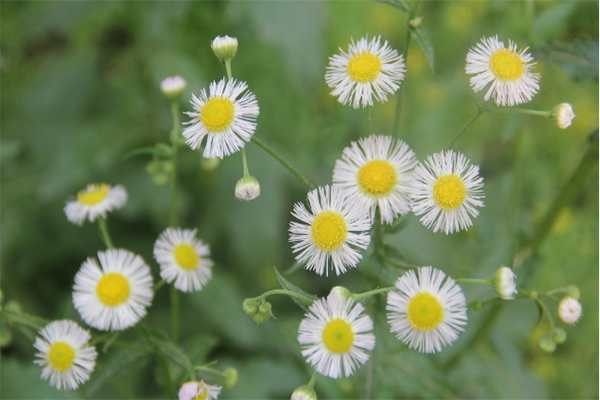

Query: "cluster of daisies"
left=34, top=182, right=216, bottom=392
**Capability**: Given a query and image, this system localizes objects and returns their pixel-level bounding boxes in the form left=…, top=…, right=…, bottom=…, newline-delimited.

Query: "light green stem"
left=257, top=289, right=314, bottom=304
left=169, top=100, right=181, bottom=227
left=97, top=217, right=114, bottom=249
left=488, top=107, right=552, bottom=118
left=251, top=137, right=315, bottom=190
left=241, top=148, right=250, bottom=177
left=171, top=286, right=179, bottom=344
left=306, top=372, right=317, bottom=390
left=225, top=60, right=233, bottom=81
left=366, top=106, right=372, bottom=135
left=447, top=106, right=486, bottom=148
left=455, top=278, right=490, bottom=285
left=352, top=287, right=395, bottom=302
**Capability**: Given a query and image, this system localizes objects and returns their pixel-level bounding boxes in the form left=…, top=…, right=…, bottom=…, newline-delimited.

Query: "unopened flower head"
left=235, top=175, right=261, bottom=201
left=153, top=228, right=213, bottom=293
left=386, top=267, right=468, bottom=353
left=552, top=103, right=576, bottom=129
left=326, top=36, right=406, bottom=108
left=333, top=135, right=418, bottom=224
left=289, top=185, right=371, bottom=276
left=64, top=183, right=127, bottom=226
left=161, top=76, right=187, bottom=99
left=291, top=385, right=318, bottom=400
left=178, top=380, right=221, bottom=400
left=183, top=78, right=259, bottom=159
left=410, top=150, right=485, bottom=234
left=33, top=320, right=97, bottom=390
left=466, top=36, right=540, bottom=106
left=73, top=249, right=154, bottom=331
left=490, top=266, right=517, bottom=300
left=298, top=292, right=375, bottom=378
left=558, top=296, right=582, bottom=324
left=211, top=35, right=238, bottom=63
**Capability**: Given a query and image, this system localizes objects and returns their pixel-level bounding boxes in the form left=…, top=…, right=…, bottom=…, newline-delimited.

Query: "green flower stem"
left=366, top=106, right=372, bottom=135
left=97, top=217, right=114, bottom=249
left=225, top=60, right=233, bottom=81
left=169, top=99, right=181, bottom=228
left=153, top=278, right=167, bottom=292
left=446, top=105, right=486, bottom=148
left=306, top=371, right=317, bottom=390
left=2, top=308, right=49, bottom=330
left=251, top=137, right=315, bottom=190
left=487, top=107, right=551, bottom=118
left=351, top=287, right=395, bottom=302
left=241, top=148, right=250, bottom=177
left=454, top=278, right=490, bottom=285
left=171, top=286, right=179, bottom=344
left=257, top=289, right=314, bottom=304
left=536, top=298, right=555, bottom=330
left=384, top=258, right=419, bottom=270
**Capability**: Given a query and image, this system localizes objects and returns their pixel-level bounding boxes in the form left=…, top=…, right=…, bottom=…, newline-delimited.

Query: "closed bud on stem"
left=211, top=36, right=238, bottom=63
left=489, top=266, right=517, bottom=300
left=222, top=367, right=238, bottom=389
left=201, top=157, right=221, bottom=171
left=551, top=103, right=576, bottom=129
left=564, top=285, right=580, bottom=300
left=161, top=76, right=187, bottom=100
left=254, top=300, right=274, bottom=323
left=409, top=16, right=422, bottom=28
left=558, top=296, right=582, bottom=324
left=537, top=334, right=556, bottom=353
left=330, top=286, right=352, bottom=300
left=235, top=175, right=261, bottom=201
left=552, top=328, right=567, bottom=344
left=242, top=298, right=259, bottom=315
left=291, top=385, right=318, bottom=400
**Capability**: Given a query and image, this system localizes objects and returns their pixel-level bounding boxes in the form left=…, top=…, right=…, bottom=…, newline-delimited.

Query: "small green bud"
left=252, top=300, right=274, bottom=323
left=5, top=301, right=22, bottom=314
left=242, top=298, right=259, bottom=315
left=409, top=17, right=422, bottom=28
left=330, top=286, right=352, bottom=300
left=538, top=334, right=556, bottom=353
left=489, top=266, right=517, bottom=300
left=201, top=157, right=220, bottom=171
left=552, top=328, right=567, bottom=344
left=160, top=76, right=187, bottom=100
left=211, top=36, right=238, bottom=63
left=222, top=367, right=238, bottom=389
left=146, top=159, right=173, bottom=186
left=0, top=328, right=13, bottom=347
left=551, top=103, right=575, bottom=129
left=235, top=175, right=260, bottom=201
left=564, top=285, right=580, bottom=300
left=291, top=385, right=318, bottom=400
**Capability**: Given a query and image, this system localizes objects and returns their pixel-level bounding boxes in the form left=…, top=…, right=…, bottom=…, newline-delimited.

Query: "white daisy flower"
left=465, top=35, right=540, bottom=106
left=298, top=292, right=375, bottom=378
left=333, top=134, right=418, bottom=224
left=326, top=36, right=406, bottom=108
left=73, top=249, right=154, bottom=331
left=33, top=320, right=97, bottom=390
left=178, top=380, right=222, bottom=400
left=289, top=185, right=371, bottom=276
left=386, top=266, right=467, bottom=353
left=153, top=228, right=213, bottom=293
left=182, top=78, right=259, bottom=159
left=410, top=150, right=484, bottom=234
left=64, top=183, right=127, bottom=226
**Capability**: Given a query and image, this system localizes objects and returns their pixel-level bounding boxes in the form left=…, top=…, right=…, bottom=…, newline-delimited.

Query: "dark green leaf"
left=410, top=26, right=435, bottom=73
left=123, top=144, right=172, bottom=160
left=373, top=0, right=410, bottom=13
left=532, top=2, right=578, bottom=46
left=274, top=267, right=317, bottom=312
left=536, top=39, right=599, bottom=82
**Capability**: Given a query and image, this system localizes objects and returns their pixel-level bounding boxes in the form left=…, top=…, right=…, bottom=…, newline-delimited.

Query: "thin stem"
left=251, top=137, right=315, bottom=190
left=153, top=279, right=167, bottom=292
left=225, top=60, right=233, bottom=81
left=241, top=148, right=250, bottom=177
left=366, top=106, right=372, bottom=135
left=447, top=106, right=485, bottom=148
left=171, top=286, right=179, bottom=344
left=536, top=298, right=555, bottom=330
left=169, top=100, right=181, bottom=227
left=306, top=372, right=317, bottom=390
left=352, top=287, right=395, bottom=302
left=257, top=289, right=314, bottom=304
left=455, top=278, right=490, bottom=285
left=487, top=107, right=551, bottom=118
left=97, top=217, right=114, bottom=249
left=383, top=257, right=419, bottom=270
left=2, top=308, right=49, bottom=330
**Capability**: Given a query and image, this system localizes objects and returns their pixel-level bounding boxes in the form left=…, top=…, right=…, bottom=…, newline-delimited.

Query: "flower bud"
left=564, top=285, right=580, bottom=300
left=161, top=76, right=187, bottom=100
left=291, top=385, right=318, bottom=400
left=242, top=298, right=259, bottom=315
left=409, top=17, right=422, bottom=28
left=552, top=328, right=567, bottom=344
left=222, top=367, right=238, bottom=389
left=235, top=175, right=261, bottom=201
left=551, top=103, right=576, bottom=129
left=329, top=286, right=352, bottom=300
left=253, top=300, right=274, bottom=323
left=537, top=334, right=556, bottom=353
left=178, top=380, right=221, bottom=400
left=201, top=157, right=221, bottom=171
left=489, top=267, right=517, bottom=300
left=211, top=36, right=238, bottom=63
left=558, top=296, right=582, bottom=324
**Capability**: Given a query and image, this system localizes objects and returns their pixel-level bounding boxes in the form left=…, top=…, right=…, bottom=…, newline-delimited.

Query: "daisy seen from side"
left=386, top=266, right=467, bottom=353
left=410, top=150, right=484, bottom=234
left=183, top=78, right=259, bottom=159
left=465, top=35, right=540, bottom=106
left=178, top=380, right=222, bottom=400
left=73, top=249, right=154, bottom=331
left=332, top=134, right=418, bottom=224
left=153, top=227, right=213, bottom=293
left=298, top=292, right=375, bottom=378
left=326, top=36, right=406, bottom=109
left=64, top=183, right=127, bottom=226
left=33, top=320, right=97, bottom=390
left=289, top=185, right=371, bottom=276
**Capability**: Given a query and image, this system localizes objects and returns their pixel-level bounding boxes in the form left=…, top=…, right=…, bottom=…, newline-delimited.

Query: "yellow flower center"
left=489, top=49, right=525, bottom=81
left=48, top=341, right=76, bottom=372
left=347, top=51, right=382, bottom=82
left=357, top=159, right=398, bottom=197
left=77, top=184, right=110, bottom=205
left=200, top=96, right=235, bottom=132
left=311, top=211, right=347, bottom=252
left=192, top=388, right=208, bottom=400
left=322, top=319, right=354, bottom=353
left=96, top=273, right=130, bottom=306
left=433, top=174, right=466, bottom=210
left=406, top=292, right=444, bottom=331
left=174, top=243, right=199, bottom=271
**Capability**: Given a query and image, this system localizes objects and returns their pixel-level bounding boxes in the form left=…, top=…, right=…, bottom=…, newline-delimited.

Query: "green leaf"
left=532, top=2, right=578, bottom=46
left=385, top=214, right=413, bottom=234
left=274, top=267, right=317, bottom=312
left=409, top=25, right=435, bottom=73
left=123, top=143, right=172, bottom=160
left=536, top=39, right=599, bottom=82
left=373, top=0, right=410, bottom=13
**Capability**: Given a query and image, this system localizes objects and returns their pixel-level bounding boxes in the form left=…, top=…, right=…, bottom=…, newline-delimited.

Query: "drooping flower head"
left=333, top=134, right=418, bottom=224
left=183, top=78, right=259, bottom=159
left=178, top=380, right=222, bottom=400
left=64, top=183, right=127, bottom=226
left=386, top=267, right=468, bottom=353
left=153, top=228, right=213, bottom=293
left=410, top=150, right=485, bottom=234
left=326, top=36, right=406, bottom=108
left=73, top=249, right=154, bottom=331
left=298, top=292, right=375, bottom=378
left=466, top=35, right=540, bottom=106
left=33, top=320, right=97, bottom=390
left=289, top=185, right=371, bottom=276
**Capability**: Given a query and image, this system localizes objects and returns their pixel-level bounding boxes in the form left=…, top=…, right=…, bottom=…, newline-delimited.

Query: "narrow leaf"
left=274, top=267, right=317, bottom=312
left=123, top=143, right=171, bottom=160
left=410, top=25, right=435, bottom=73
left=373, top=0, right=410, bottom=13
left=385, top=214, right=413, bottom=234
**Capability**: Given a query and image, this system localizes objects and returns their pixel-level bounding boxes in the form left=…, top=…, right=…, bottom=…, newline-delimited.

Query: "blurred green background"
left=1, top=1, right=598, bottom=399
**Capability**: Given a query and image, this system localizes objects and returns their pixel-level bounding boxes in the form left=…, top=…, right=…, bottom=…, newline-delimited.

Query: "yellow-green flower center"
left=174, top=243, right=199, bottom=271
left=96, top=272, right=130, bottom=306
left=311, top=211, right=347, bottom=252
left=406, top=292, right=444, bottom=331
left=200, top=96, right=235, bottom=132
left=322, top=319, right=354, bottom=353
left=357, top=159, right=398, bottom=197
left=77, top=184, right=110, bottom=206
left=489, top=49, right=525, bottom=81
left=347, top=51, right=382, bottom=82
left=192, top=388, right=208, bottom=400
left=433, top=174, right=466, bottom=210
left=48, top=341, right=76, bottom=372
